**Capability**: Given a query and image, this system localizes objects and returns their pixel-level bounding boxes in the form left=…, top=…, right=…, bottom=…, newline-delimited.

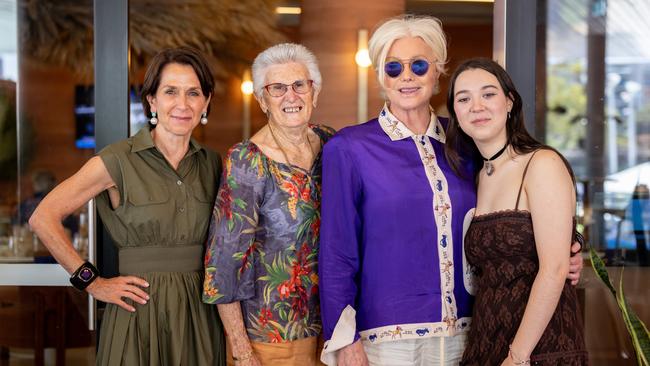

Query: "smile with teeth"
left=399, top=87, right=420, bottom=93
left=283, top=106, right=303, bottom=113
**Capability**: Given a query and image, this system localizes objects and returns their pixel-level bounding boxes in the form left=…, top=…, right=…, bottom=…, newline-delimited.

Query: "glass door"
left=543, top=2, right=649, bottom=363
left=0, top=1, right=102, bottom=364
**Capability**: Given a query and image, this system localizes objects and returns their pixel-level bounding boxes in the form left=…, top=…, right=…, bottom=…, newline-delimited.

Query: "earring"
left=150, top=111, right=158, bottom=125
left=507, top=111, right=511, bottom=119
left=200, top=112, right=208, bottom=125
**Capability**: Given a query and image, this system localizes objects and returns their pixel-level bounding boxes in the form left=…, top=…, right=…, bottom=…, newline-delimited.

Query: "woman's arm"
left=29, top=156, right=149, bottom=312
left=217, top=302, right=261, bottom=366
left=319, top=135, right=367, bottom=366
left=202, top=144, right=264, bottom=364
left=503, top=150, right=576, bottom=365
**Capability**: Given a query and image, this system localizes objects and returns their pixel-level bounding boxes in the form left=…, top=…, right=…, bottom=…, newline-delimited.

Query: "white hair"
left=251, top=43, right=322, bottom=99
left=369, top=15, right=448, bottom=89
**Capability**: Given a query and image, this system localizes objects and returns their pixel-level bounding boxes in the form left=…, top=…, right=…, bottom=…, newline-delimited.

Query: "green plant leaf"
left=589, top=248, right=616, bottom=295
left=227, top=175, right=238, bottom=189
left=590, top=248, right=650, bottom=365
left=616, top=269, right=650, bottom=366
left=203, top=293, right=224, bottom=303
left=227, top=218, right=235, bottom=232
left=233, top=198, right=247, bottom=210
left=267, top=320, right=287, bottom=336
left=261, top=252, right=290, bottom=288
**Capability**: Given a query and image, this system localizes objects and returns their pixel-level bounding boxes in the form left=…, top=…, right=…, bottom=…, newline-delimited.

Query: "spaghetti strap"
left=515, top=150, right=540, bottom=210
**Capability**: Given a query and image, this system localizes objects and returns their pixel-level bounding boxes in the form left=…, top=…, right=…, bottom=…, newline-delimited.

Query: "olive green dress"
left=94, top=128, right=226, bottom=366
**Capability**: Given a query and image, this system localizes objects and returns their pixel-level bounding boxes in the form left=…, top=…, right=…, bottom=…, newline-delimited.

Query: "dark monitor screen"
left=74, top=85, right=95, bottom=149
left=129, top=85, right=148, bottom=135
left=74, top=85, right=148, bottom=147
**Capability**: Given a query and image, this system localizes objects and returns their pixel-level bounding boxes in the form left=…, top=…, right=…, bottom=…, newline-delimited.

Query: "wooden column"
left=301, top=0, right=405, bottom=130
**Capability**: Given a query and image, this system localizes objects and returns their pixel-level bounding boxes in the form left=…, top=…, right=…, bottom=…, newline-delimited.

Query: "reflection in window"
left=0, top=0, right=94, bottom=257
left=546, top=0, right=650, bottom=257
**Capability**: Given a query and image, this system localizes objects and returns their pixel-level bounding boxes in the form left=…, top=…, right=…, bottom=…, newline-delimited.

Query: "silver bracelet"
left=509, top=345, right=531, bottom=365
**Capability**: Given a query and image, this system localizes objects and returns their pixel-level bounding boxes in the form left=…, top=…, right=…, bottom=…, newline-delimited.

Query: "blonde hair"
left=369, top=15, right=448, bottom=88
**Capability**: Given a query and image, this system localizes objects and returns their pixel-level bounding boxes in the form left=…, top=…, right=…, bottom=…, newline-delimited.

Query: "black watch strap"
left=70, top=261, right=99, bottom=291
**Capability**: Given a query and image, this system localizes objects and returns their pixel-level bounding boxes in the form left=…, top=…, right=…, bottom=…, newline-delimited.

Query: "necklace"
left=482, top=143, right=508, bottom=176
left=268, top=123, right=317, bottom=168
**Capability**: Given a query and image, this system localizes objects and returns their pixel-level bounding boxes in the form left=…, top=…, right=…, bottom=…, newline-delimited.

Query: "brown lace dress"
left=460, top=152, right=588, bottom=366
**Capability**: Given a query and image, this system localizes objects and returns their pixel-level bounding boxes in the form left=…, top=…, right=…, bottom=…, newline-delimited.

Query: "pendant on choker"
left=482, top=144, right=508, bottom=176
left=485, top=161, right=495, bottom=176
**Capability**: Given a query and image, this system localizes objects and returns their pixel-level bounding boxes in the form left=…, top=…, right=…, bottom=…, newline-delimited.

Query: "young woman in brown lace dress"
left=445, top=58, right=588, bottom=366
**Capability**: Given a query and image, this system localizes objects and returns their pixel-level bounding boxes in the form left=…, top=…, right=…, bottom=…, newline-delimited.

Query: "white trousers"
left=363, top=334, right=468, bottom=366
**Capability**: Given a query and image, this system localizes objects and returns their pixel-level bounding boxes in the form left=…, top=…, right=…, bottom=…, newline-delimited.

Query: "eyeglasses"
left=263, top=80, right=314, bottom=97
left=384, top=59, right=433, bottom=78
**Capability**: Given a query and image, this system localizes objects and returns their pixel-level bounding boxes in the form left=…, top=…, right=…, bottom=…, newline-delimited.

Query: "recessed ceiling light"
left=433, top=0, right=493, bottom=3
left=276, top=6, right=301, bottom=15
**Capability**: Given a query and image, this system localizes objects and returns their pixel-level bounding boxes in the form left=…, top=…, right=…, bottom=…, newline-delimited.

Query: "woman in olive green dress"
left=30, top=47, right=226, bottom=365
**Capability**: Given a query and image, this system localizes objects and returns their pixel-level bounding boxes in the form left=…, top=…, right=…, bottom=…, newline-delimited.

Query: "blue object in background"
left=631, top=184, right=649, bottom=265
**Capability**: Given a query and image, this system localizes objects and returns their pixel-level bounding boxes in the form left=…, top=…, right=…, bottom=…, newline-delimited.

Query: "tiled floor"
left=2, top=347, right=95, bottom=366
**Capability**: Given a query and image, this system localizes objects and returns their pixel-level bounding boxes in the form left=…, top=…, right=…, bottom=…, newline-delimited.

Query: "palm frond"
left=19, top=0, right=285, bottom=91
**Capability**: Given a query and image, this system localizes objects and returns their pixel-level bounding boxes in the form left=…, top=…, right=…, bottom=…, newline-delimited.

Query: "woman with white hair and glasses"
left=203, top=43, right=334, bottom=365
left=318, top=15, right=583, bottom=366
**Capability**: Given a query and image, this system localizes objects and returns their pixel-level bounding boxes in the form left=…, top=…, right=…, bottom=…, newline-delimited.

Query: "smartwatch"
left=70, top=261, right=99, bottom=291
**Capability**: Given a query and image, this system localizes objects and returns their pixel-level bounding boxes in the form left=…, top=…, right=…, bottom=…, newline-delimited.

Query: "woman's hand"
left=86, top=276, right=150, bottom=312
left=235, top=353, right=262, bottom=366
left=500, top=355, right=529, bottom=366
left=217, top=303, right=260, bottom=366
left=568, top=241, right=583, bottom=285
left=337, top=340, right=368, bottom=366
left=234, top=353, right=262, bottom=366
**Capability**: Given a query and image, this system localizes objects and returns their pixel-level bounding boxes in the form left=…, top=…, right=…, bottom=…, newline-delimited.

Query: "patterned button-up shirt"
left=203, top=125, right=334, bottom=343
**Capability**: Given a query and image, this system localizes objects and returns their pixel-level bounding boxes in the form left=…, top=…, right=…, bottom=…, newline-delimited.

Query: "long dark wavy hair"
left=444, top=57, right=574, bottom=183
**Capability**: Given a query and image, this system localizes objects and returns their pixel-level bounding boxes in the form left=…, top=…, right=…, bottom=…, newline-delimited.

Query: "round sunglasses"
left=384, top=59, right=433, bottom=78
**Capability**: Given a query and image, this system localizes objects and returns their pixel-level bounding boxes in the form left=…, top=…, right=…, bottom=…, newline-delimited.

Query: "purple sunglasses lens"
left=385, top=61, right=403, bottom=78
left=411, top=59, right=430, bottom=76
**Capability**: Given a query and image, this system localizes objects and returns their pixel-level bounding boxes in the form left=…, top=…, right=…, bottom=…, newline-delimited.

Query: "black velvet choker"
left=481, top=144, right=508, bottom=176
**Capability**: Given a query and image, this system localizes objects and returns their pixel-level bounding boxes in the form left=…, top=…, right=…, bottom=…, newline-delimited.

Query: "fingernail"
left=145, top=282, right=150, bottom=287
left=145, top=295, right=150, bottom=300
left=130, top=308, right=136, bottom=312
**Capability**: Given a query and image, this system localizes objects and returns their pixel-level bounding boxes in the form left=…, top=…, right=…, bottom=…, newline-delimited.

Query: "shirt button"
left=177, top=180, right=183, bottom=186
left=179, top=207, right=185, bottom=213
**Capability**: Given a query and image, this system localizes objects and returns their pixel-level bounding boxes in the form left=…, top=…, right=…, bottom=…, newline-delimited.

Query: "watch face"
left=79, top=267, right=94, bottom=282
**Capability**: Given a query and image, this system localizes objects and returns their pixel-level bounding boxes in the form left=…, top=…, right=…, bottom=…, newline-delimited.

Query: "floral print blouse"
left=203, top=125, right=335, bottom=343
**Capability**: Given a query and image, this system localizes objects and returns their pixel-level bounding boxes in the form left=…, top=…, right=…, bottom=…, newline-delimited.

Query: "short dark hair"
left=140, top=47, right=215, bottom=120
left=444, top=57, right=574, bottom=183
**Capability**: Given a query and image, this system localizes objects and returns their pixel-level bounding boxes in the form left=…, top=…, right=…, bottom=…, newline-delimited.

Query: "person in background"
left=15, top=170, right=77, bottom=234
left=203, top=43, right=334, bottom=366
left=630, top=183, right=649, bottom=266
left=318, top=15, right=584, bottom=366
left=30, top=47, right=226, bottom=365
